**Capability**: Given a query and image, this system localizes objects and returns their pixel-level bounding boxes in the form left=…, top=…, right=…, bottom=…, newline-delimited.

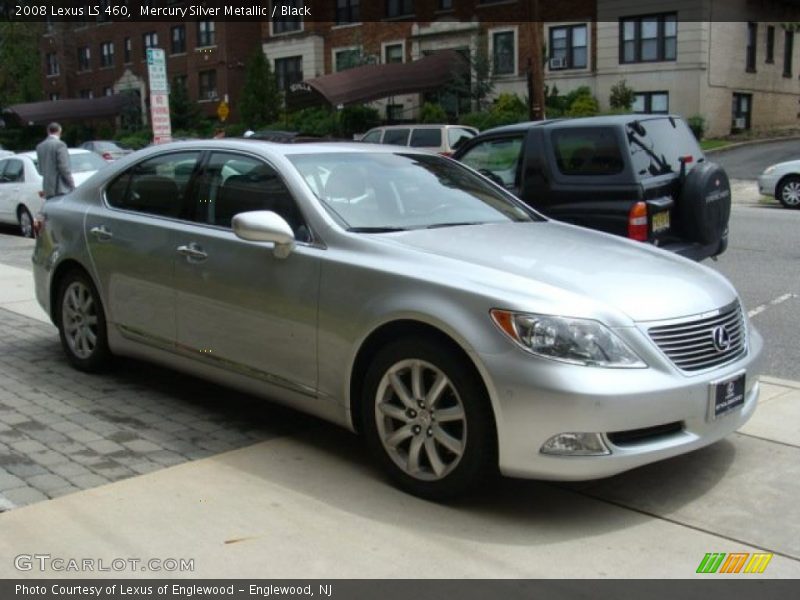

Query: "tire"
left=776, top=175, right=800, bottom=209
left=56, top=269, right=111, bottom=372
left=361, top=337, right=496, bottom=500
left=677, top=162, right=731, bottom=246
left=17, top=206, right=33, bottom=238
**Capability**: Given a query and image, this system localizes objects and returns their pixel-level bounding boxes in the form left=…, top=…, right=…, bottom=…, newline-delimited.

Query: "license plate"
left=652, top=210, right=670, bottom=233
left=709, top=372, right=746, bottom=420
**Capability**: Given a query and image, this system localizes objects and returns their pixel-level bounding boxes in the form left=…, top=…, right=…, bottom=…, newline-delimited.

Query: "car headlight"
left=490, top=309, right=647, bottom=368
left=762, top=166, right=776, bottom=176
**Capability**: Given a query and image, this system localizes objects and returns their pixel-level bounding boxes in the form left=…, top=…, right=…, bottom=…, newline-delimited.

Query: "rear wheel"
left=56, top=270, right=111, bottom=372
left=777, top=176, right=800, bottom=208
left=17, top=206, right=33, bottom=238
left=361, top=337, right=496, bottom=500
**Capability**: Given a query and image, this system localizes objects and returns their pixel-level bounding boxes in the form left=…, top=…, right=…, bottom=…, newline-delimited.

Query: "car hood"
left=764, top=159, right=800, bottom=173
left=374, top=221, right=737, bottom=322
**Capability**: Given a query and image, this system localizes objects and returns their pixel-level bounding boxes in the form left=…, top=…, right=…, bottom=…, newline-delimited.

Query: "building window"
left=79, top=89, right=94, bottom=99
left=77, top=46, right=91, bottom=71
left=766, top=25, right=775, bottom=63
left=197, top=21, right=215, bottom=47
left=492, top=30, right=516, bottom=76
left=46, top=53, right=59, bottom=76
left=632, top=92, right=669, bottom=114
left=549, top=24, right=588, bottom=70
left=387, top=104, right=404, bottom=122
left=100, top=42, right=114, bottom=68
left=384, top=43, right=404, bottom=64
left=103, top=87, right=113, bottom=96
left=171, top=26, right=186, bottom=54
left=746, top=22, right=757, bottom=72
left=172, top=74, right=188, bottom=92
left=334, top=48, right=361, bottom=72
left=784, top=30, right=794, bottom=78
left=199, top=69, right=217, bottom=100
left=386, top=0, right=413, bottom=18
left=273, top=0, right=303, bottom=34
left=620, top=14, right=677, bottom=63
left=336, top=0, right=360, bottom=24
left=124, top=37, right=131, bottom=63
left=142, top=32, right=158, bottom=58
left=437, top=0, right=453, bottom=10
left=732, top=93, right=752, bottom=131
left=274, top=56, right=303, bottom=92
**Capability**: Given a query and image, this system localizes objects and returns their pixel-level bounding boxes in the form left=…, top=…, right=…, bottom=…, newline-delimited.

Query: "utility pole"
left=529, top=0, right=546, bottom=121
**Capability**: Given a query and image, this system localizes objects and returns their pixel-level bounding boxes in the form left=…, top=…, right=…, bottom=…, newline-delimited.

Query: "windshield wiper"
left=627, top=123, right=671, bottom=175
left=425, top=221, right=486, bottom=229
left=346, top=226, right=408, bottom=233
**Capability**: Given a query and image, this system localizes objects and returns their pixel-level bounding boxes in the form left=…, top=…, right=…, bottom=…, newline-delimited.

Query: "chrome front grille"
left=648, top=302, right=747, bottom=372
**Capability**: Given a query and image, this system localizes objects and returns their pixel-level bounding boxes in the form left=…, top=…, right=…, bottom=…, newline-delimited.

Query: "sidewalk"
left=1, top=264, right=799, bottom=578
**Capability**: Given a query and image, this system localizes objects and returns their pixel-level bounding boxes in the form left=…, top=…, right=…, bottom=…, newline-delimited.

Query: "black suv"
left=453, top=115, right=731, bottom=261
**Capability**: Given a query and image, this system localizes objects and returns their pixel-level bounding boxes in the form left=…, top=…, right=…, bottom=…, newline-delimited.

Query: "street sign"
left=217, top=100, right=229, bottom=122
left=146, top=48, right=172, bottom=144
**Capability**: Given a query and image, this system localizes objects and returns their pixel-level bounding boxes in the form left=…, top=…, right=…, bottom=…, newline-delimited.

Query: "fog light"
left=540, top=433, right=610, bottom=456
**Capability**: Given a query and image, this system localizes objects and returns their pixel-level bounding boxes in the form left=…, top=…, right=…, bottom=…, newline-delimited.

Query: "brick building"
left=40, top=20, right=263, bottom=124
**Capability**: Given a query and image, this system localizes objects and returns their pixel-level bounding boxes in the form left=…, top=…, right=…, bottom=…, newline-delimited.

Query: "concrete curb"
left=761, top=375, right=800, bottom=391
left=705, top=134, right=800, bottom=156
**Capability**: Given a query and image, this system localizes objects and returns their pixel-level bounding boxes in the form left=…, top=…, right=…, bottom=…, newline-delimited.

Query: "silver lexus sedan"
left=32, top=140, right=762, bottom=499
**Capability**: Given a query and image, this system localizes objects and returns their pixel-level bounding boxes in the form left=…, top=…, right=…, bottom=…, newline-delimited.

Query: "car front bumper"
left=478, top=327, right=763, bottom=481
left=758, top=173, right=778, bottom=197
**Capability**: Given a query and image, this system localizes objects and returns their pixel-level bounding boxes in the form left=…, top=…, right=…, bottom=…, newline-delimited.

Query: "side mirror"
left=232, top=210, right=295, bottom=259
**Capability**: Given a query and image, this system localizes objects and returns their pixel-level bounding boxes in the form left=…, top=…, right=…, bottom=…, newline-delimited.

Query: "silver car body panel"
left=33, top=140, right=762, bottom=480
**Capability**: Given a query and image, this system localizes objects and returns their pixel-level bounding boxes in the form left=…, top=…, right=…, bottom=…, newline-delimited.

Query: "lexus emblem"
left=711, top=325, right=732, bottom=353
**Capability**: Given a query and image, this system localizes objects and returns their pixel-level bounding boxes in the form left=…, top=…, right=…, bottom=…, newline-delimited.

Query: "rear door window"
left=552, top=127, right=625, bottom=175
left=105, top=151, right=201, bottom=218
left=628, top=118, right=704, bottom=177
left=382, top=129, right=410, bottom=146
left=409, top=128, right=443, bottom=148
left=361, top=130, right=382, bottom=143
left=458, top=136, right=524, bottom=188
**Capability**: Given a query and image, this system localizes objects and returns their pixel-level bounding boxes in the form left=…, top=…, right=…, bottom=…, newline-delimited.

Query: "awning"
left=287, top=50, right=469, bottom=111
left=3, top=95, right=135, bottom=126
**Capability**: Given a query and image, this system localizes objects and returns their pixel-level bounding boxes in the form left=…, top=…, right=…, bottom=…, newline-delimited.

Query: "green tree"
left=609, top=79, right=635, bottom=111
left=0, top=22, right=43, bottom=109
left=170, top=79, right=201, bottom=131
left=239, top=50, right=281, bottom=129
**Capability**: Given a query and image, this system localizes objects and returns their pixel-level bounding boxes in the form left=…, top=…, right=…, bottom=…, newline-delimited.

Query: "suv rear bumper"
left=659, top=235, right=727, bottom=262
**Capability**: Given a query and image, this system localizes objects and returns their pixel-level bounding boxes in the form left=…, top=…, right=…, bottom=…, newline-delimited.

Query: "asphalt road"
left=714, top=138, right=800, bottom=179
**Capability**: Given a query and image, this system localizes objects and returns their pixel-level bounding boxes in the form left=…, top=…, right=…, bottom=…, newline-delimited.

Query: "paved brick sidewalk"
left=0, top=307, right=314, bottom=511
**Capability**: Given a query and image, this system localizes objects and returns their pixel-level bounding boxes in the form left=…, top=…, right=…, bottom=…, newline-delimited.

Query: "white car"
left=0, top=149, right=107, bottom=237
left=758, top=159, right=800, bottom=208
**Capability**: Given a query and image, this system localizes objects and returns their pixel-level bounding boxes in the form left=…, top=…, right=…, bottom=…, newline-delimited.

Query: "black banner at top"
left=1, top=0, right=800, bottom=23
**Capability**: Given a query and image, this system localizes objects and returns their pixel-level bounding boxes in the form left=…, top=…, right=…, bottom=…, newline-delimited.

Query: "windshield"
left=628, top=117, right=704, bottom=177
left=288, top=152, right=536, bottom=231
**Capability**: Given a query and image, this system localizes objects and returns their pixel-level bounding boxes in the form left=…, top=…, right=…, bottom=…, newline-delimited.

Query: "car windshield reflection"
left=288, top=152, right=536, bottom=231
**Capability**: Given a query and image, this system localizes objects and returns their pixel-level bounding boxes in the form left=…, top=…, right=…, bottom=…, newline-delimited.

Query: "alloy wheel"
left=18, top=209, right=33, bottom=238
left=781, top=180, right=800, bottom=207
left=374, top=359, right=467, bottom=481
left=61, top=281, right=99, bottom=360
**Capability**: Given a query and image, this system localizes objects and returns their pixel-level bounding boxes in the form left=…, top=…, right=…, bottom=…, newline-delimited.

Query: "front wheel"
left=57, top=270, right=111, bottom=372
left=361, top=337, right=496, bottom=500
left=777, top=176, right=800, bottom=208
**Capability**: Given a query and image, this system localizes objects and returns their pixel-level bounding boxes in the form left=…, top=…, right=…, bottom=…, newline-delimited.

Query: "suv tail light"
left=627, top=201, right=648, bottom=242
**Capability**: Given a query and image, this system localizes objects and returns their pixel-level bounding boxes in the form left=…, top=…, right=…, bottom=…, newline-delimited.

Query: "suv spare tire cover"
left=678, top=161, right=731, bottom=246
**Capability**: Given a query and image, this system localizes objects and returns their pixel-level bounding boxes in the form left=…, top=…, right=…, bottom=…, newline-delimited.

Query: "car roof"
left=484, top=114, right=683, bottom=135
left=369, top=124, right=473, bottom=130
left=18, top=148, right=95, bottom=159
left=123, top=139, right=438, bottom=157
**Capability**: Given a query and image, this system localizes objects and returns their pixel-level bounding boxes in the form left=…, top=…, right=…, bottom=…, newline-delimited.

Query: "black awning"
left=287, top=50, right=469, bottom=111
left=3, top=95, right=134, bottom=126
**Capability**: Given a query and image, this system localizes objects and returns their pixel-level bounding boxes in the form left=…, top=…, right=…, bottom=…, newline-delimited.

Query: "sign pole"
left=147, top=48, right=172, bottom=144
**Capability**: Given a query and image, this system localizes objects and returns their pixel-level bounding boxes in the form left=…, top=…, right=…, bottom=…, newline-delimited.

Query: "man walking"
left=36, top=122, right=75, bottom=199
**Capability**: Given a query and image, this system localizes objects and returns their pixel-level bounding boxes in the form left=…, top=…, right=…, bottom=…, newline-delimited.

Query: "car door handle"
left=89, top=225, right=113, bottom=241
left=177, top=243, right=208, bottom=262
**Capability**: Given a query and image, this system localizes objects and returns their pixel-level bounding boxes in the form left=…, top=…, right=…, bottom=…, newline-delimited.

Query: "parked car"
left=33, top=140, right=761, bottom=500
left=80, top=140, right=132, bottom=162
left=453, top=115, right=732, bottom=262
left=360, top=124, right=478, bottom=155
left=0, top=149, right=107, bottom=237
left=758, top=158, right=800, bottom=208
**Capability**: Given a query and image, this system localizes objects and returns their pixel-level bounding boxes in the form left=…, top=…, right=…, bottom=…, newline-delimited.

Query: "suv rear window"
left=552, top=127, right=625, bottom=175
left=409, top=128, right=442, bottom=148
left=627, top=118, right=703, bottom=177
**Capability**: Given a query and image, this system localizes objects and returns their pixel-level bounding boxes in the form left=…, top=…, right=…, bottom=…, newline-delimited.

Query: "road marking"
left=748, top=293, right=798, bottom=318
